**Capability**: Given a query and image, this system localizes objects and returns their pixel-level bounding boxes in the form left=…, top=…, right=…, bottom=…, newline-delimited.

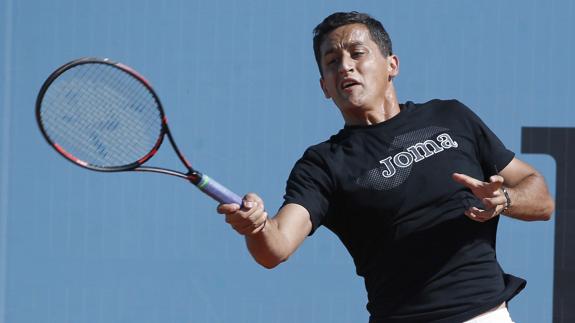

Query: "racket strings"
left=42, top=65, right=127, bottom=163
left=39, top=63, right=163, bottom=168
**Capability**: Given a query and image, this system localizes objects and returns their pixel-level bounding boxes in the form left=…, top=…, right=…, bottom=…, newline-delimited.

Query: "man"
left=217, top=11, right=554, bottom=322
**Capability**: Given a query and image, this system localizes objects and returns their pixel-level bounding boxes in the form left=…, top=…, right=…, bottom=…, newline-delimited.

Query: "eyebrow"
left=322, top=41, right=365, bottom=57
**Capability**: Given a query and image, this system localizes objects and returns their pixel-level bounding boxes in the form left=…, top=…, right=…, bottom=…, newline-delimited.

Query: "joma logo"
left=379, top=133, right=458, bottom=178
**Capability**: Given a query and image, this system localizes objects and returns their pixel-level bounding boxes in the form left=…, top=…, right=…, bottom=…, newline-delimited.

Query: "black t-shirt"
left=283, top=99, right=526, bottom=322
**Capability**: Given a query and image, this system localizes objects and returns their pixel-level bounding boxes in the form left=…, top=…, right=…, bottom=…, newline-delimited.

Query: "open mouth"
left=341, top=79, right=360, bottom=90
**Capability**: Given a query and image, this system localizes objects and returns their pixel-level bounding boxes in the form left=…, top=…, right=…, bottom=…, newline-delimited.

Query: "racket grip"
left=196, top=175, right=243, bottom=205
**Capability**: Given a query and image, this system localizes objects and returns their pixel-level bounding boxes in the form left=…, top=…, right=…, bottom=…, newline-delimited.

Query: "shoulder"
left=296, top=140, right=337, bottom=171
left=290, top=131, right=351, bottom=180
left=411, top=98, right=470, bottom=112
left=301, top=128, right=351, bottom=159
left=408, top=99, right=480, bottom=124
left=289, top=139, right=332, bottom=171
left=286, top=141, right=337, bottom=197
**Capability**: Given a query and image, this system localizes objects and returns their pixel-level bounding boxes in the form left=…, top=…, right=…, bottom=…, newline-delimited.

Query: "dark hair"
left=313, top=11, right=393, bottom=75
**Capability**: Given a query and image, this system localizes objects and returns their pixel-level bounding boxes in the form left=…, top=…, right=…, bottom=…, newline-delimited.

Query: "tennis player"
left=217, top=11, right=554, bottom=322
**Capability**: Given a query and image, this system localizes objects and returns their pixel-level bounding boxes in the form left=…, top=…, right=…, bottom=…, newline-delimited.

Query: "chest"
left=329, top=124, right=485, bottom=219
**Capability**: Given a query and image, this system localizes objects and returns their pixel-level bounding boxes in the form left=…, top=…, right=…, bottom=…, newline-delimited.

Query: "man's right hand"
left=217, top=193, right=268, bottom=236
left=217, top=195, right=312, bottom=269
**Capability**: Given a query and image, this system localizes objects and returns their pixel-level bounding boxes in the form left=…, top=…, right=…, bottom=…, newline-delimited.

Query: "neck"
left=342, top=84, right=401, bottom=126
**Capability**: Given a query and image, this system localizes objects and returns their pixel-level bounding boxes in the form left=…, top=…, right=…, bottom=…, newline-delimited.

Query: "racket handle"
left=196, top=174, right=243, bottom=205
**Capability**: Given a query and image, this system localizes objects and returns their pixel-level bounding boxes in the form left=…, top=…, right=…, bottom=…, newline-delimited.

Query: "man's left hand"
left=452, top=173, right=507, bottom=222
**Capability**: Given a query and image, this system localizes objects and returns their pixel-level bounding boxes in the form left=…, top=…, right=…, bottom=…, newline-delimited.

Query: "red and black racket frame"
left=36, top=57, right=243, bottom=205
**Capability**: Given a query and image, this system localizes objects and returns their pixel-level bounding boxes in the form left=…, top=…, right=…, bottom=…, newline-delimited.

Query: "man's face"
left=319, top=23, right=398, bottom=113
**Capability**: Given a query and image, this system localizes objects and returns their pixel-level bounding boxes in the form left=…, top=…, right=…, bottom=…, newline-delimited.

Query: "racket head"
left=36, top=57, right=167, bottom=172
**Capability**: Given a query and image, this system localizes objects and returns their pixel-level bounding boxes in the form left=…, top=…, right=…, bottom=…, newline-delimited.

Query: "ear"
left=319, top=77, right=331, bottom=99
left=387, top=54, right=400, bottom=79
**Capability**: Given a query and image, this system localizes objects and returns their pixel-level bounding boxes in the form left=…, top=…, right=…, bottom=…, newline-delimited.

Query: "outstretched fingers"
left=452, top=173, right=483, bottom=189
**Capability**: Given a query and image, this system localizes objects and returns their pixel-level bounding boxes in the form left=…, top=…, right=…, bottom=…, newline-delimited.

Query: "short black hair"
left=313, top=11, right=393, bottom=75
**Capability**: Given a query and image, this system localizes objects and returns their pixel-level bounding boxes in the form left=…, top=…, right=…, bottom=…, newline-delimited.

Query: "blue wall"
left=1, top=0, right=572, bottom=322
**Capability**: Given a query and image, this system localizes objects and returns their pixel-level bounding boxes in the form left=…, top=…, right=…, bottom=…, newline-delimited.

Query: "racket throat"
left=186, top=171, right=203, bottom=185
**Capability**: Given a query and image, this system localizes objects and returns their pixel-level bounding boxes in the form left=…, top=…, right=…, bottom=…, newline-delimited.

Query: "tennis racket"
left=36, top=57, right=242, bottom=205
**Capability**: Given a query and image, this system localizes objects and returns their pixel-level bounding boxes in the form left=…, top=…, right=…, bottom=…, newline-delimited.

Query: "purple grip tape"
left=197, top=175, right=242, bottom=205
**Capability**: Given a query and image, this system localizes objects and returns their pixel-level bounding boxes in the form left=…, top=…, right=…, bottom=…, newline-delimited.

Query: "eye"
left=324, top=56, right=338, bottom=66
left=351, top=51, right=365, bottom=59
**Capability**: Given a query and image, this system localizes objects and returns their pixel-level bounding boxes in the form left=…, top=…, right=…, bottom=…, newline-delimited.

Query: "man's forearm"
left=245, top=218, right=292, bottom=269
left=245, top=203, right=312, bottom=269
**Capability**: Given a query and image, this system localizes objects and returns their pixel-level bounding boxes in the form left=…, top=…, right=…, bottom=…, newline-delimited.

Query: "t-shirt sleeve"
left=457, top=100, right=515, bottom=178
left=282, top=147, right=335, bottom=235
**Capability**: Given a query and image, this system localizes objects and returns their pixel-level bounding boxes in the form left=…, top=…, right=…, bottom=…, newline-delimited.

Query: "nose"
left=338, top=54, right=354, bottom=75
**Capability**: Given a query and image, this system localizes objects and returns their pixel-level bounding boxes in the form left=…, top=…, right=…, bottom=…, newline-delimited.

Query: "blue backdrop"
left=1, top=0, right=572, bottom=322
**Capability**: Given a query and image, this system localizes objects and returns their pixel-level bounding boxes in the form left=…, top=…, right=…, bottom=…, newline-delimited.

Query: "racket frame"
left=35, top=57, right=231, bottom=195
